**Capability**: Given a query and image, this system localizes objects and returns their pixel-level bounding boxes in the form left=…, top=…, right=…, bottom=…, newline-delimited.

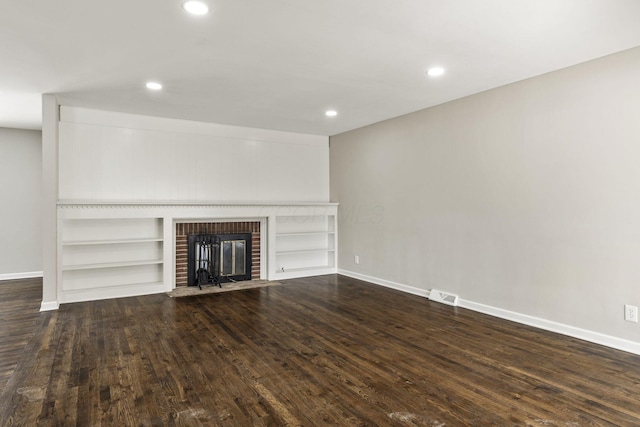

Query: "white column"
left=40, top=95, right=59, bottom=311
left=266, top=215, right=277, bottom=281
left=163, top=216, right=174, bottom=291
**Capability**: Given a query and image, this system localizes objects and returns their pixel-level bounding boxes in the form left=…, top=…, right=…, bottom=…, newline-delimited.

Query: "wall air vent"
left=428, top=289, right=459, bottom=306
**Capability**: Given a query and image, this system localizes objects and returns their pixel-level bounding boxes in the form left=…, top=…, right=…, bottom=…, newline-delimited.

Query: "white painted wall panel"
left=58, top=108, right=329, bottom=203
left=254, top=141, right=329, bottom=202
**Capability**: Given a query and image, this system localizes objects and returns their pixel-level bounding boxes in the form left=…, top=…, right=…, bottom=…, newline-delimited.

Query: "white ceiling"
left=2, top=0, right=640, bottom=136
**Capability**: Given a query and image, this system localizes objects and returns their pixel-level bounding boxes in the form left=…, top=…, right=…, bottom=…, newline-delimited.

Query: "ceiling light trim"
left=183, top=1, right=209, bottom=15
left=427, top=67, right=445, bottom=77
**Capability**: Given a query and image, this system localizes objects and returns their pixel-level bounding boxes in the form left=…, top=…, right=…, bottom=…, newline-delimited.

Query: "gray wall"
left=330, top=46, right=640, bottom=342
left=0, top=128, right=42, bottom=276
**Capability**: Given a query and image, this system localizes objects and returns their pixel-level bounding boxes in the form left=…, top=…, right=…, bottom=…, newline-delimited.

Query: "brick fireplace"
left=175, top=221, right=260, bottom=287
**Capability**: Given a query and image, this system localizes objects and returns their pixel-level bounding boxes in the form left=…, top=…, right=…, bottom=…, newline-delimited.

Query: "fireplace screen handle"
left=195, top=238, right=221, bottom=289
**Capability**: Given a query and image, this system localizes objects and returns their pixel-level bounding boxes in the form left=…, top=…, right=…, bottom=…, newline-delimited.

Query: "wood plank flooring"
left=1, top=274, right=640, bottom=426
left=0, top=279, right=42, bottom=390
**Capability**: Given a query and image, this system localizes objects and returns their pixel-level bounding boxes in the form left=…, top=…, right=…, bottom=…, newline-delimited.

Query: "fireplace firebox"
left=187, top=233, right=252, bottom=287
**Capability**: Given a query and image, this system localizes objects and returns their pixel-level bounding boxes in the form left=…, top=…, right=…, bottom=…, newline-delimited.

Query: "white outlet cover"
left=625, top=304, right=639, bottom=322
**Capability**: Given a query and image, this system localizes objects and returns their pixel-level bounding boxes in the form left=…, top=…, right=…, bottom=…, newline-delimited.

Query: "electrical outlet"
left=354, top=255, right=360, bottom=265
left=625, top=304, right=638, bottom=322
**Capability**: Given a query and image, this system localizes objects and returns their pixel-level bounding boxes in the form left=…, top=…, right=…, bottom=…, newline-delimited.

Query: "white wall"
left=0, top=128, right=42, bottom=278
left=330, top=46, right=640, bottom=349
left=58, top=107, right=329, bottom=202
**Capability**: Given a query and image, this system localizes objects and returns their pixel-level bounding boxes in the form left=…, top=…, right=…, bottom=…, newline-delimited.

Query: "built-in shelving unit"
left=54, top=202, right=337, bottom=305
left=273, top=214, right=336, bottom=279
left=59, top=218, right=164, bottom=301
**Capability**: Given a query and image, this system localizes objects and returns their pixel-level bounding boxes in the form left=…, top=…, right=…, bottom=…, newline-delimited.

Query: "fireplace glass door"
left=220, top=239, right=246, bottom=277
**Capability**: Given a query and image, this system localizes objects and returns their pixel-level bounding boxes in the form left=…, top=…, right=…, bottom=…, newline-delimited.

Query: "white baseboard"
left=40, top=300, right=59, bottom=311
left=459, top=299, right=640, bottom=356
left=338, top=269, right=430, bottom=298
left=0, top=271, right=43, bottom=281
left=337, top=269, right=640, bottom=356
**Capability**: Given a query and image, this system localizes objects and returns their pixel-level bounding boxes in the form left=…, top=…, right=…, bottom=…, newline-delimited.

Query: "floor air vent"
left=428, top=289, right=459, bottom=306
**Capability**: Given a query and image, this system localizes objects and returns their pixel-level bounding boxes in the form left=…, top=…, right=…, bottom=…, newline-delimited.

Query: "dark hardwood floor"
left=0, top=279, right=42, bottom=390
left=1, top=275, right=640, bottom=426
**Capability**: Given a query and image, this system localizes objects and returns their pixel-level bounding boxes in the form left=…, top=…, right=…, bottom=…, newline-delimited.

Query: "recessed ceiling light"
left=325, top=110, right=337, bottom=117
left=427, top=67, right=445, bottom=77
left=183, top=1, right=209, bottom=15
left=145, top=81, right=163, bottom=90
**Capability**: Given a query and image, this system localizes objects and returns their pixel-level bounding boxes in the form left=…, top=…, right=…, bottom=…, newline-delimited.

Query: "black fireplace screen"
left=187, top=233, right=252, bottom=287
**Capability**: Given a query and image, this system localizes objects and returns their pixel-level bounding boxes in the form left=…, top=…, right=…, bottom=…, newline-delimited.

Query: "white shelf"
left=63, top=237, right=163, bottom=246
left=62, top=280, right=164, bottom=291
left=58, top=281, right=166, bottom=304
left=276, top=249, right=335, bottom=256
left=63, top=259, right=163, bottom=271
left=276, top=231, right=336, bottom=237
left=276, top=266, right=333, bottom=274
